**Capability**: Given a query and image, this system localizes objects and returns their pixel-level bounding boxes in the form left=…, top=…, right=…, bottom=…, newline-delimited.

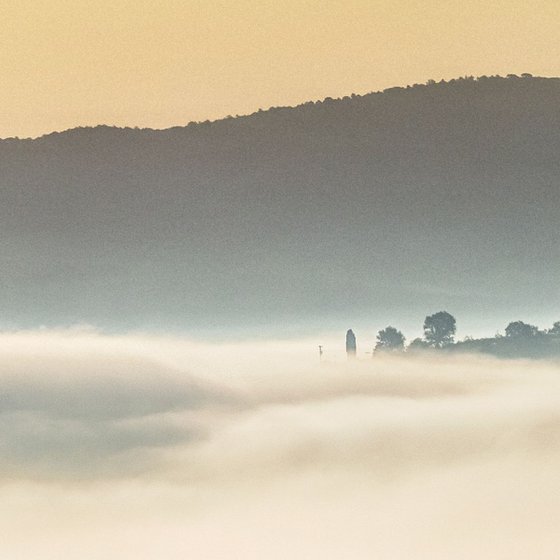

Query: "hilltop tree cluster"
left=375, top=311, right=456, bottom=353
left=374, top=313, right=560, bottom=358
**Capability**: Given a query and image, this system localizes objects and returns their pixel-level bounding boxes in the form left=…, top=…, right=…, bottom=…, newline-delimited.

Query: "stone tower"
left=346, top=329, right=356, bottom=359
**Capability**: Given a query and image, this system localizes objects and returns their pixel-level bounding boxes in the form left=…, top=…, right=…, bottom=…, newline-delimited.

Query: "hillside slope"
left=1, top=76, right=559, bottom=332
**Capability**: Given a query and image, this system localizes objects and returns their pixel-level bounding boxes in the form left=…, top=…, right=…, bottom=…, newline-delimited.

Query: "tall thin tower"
left=346, top=329, right=356, bottom=359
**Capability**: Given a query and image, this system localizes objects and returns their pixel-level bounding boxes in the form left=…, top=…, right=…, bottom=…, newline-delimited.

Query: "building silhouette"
left=346, top=329, right=356, bottom=359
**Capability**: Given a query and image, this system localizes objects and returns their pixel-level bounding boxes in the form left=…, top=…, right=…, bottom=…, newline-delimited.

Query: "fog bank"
left=1, top=330, right=559, bottom=559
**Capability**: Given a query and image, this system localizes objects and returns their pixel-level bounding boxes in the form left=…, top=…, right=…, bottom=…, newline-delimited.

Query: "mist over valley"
left=1, top=330, right=560, bottom=559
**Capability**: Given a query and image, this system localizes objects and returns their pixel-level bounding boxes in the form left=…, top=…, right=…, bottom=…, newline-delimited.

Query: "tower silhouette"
left=346, top=329, right=356, bottom=359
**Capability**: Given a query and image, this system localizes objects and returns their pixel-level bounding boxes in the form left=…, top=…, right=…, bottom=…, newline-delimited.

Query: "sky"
left=3, top=0, right=560, bottom=138
left=2, top=329, right=560, bottom=559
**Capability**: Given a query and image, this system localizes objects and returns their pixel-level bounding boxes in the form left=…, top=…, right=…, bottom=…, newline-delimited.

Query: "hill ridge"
left=1, top=74, right=559, bottom=334
left=2, top=74, right=556, bottom=142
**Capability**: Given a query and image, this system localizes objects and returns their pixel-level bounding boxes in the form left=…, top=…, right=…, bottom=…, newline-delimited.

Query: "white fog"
left=0, top=329, right=559, bottom=559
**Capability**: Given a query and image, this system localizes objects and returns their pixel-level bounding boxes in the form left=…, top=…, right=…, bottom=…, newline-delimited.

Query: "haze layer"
left=1, top=330, right=559, bottom=559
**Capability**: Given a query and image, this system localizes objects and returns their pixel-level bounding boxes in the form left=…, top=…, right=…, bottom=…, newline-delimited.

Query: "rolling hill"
left=1, top=75, right=559, bottom=334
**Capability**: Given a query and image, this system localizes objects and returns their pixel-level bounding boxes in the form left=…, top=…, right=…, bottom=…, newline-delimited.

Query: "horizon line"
left=2, top=73, right=555, bottom=142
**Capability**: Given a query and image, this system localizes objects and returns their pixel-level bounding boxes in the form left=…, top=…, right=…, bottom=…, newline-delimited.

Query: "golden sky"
left=2, top=0, right=560, bottom=138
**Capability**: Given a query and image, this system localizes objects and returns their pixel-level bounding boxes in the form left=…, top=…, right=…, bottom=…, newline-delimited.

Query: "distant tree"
left=375, top=326, right=405, bottom=353
left=423, top=311, right=456, bottom=348
left=505, top=321, right=538, bottom=338
left=548, top=321, right=560, bottom=335
left=408, top=337, right=429, bottom=350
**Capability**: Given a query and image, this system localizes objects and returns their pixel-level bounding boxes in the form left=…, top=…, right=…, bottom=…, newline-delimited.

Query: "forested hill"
left=1, top=75, right=559, bottom=332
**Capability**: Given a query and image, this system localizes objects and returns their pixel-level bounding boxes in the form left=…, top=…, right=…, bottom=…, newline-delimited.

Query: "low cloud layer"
left=1, top=330, right=560, bottom=559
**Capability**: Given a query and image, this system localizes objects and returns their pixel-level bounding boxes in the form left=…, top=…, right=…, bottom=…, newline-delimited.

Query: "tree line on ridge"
left=373, top=312, right=560, bottom=358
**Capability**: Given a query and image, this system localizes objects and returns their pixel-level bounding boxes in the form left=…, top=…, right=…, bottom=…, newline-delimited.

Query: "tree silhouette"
left=505, top=321, right=538, bottom=338
left=375, top=326, right=405, bottom=352
left=408, top=337, right=429, bottom=350
left=423, top=311, right=456, bottom=348
left=549, top=321, right=560, bottom=335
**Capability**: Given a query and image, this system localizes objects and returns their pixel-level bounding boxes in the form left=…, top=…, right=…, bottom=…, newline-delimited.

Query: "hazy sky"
left=3, top=0, right=560, bottom=138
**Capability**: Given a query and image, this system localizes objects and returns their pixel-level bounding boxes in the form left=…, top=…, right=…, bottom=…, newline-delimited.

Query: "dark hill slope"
left=1, top=76, right=559, bottom=331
